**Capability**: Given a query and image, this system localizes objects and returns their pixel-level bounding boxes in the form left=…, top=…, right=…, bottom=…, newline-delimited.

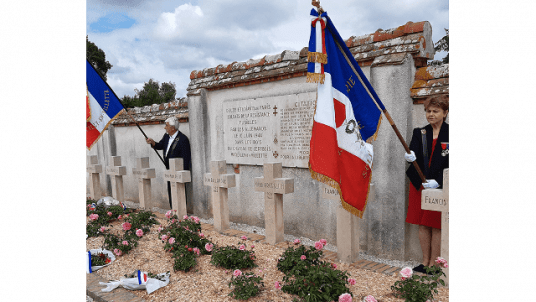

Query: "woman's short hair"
left=165, top=116, right=179, bottom=130
left=424, top=95, right=449, bottom=111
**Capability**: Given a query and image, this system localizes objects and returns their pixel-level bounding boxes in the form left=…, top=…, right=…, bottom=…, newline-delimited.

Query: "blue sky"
left=87, top=0, right=449, bottom=98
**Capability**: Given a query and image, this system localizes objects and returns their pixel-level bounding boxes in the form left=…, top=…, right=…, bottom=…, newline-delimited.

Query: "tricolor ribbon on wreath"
left=307, top=7, right=385, bottom=218
left=99, top=270, right=170, bottom=294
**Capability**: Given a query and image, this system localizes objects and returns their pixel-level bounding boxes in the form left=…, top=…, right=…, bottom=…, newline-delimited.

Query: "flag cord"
left=87, top=60, right=166, bottom=167
left=332, top=34, right=428, bottom=184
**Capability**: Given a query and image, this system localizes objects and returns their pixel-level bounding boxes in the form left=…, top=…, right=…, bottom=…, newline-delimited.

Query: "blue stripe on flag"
left=88, top=251, right=92, bottom=273
left=86, top=60, right=124, bottom=118
left=322, top=15, right=385, bottom=142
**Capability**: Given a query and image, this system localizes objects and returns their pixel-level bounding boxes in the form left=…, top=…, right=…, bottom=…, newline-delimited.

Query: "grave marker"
left=132, top=157, right=156, bottom=209
left=204, top=160, right=236, bottom=232
left=324, top=184, right=375, bottom=263
left=421, top=168, right=449, bottom=286
left=87, top=155, right=103, bottom=200
left=105, top=156, right=127, bottom=202
left=254, top=162, right=294, bottom=245
left=164, top=158, right=191, bottom=217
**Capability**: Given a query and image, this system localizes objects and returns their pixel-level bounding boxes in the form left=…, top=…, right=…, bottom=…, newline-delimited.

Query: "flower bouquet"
left=99, top=270, right=170, bottom=294
left=86, top=249, right=115, bottom=273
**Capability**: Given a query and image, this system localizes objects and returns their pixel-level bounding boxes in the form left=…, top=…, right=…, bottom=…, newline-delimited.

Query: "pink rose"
left=293, top=239, right=300, bottom=244
left=338, top=293, right=352, bottom=302
left=274, top=281, right=281, bottom=290
left=332, top=263, right=337, bottom=269
left=435, top=257, right=448, bottom=268
left=107, top=212, right=112, bottom=217
left=320, top=239, right=327, bottom=246
left=400, top=267, right=413, bottom=279
left=251, top=245, right=255, bottom=249
left=241, top=235, right=247, bottom=240
left=117, top=215, right=122, bottom=220
left=161, top=235, right=169, bottom=241
left=348, top=278, right=356, bottom=285
left=122, top=240, right=129, bottom=246
left=314, top=241, right=324, bottom=250
left=169, top=237, right=175, bottom=244
left=364, top=295, right=377, bottom=302
left=157, top=225, right=163, bottom=232
left=165, top=210, right=172, bottom=219
left=113, top=249, right=122, bottom=256
left=183, top=215, right=189, bottom=220
left=233, top=269, right=242, bottom=277
left=89, top=214, right=99, bottom=221
left=192, top=216, right=200, bottom=223
left=199, top=233, right=205, bottom=238
left=300, top=255, right=306, bottom=260
left=122, top=222, right=131, bottom=231
left=136, top=229, right=144, bottom=237
left=193, top=247, right=200, bottom=256
left=99, top=227, right=106, bottom=232
left=205, top=243, right=213, bottom=252
left=239, top=244, right=246, bottom=251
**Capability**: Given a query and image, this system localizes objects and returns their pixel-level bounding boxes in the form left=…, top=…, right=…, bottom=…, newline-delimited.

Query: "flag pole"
left=87, top=59, right=167, bottom=167
left=330, top=32, right=428, bottom=185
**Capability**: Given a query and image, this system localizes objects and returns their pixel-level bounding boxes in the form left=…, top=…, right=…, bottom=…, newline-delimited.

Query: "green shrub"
left=210, top=244, right=257, bottom=270
left=228, top=271, right=264, bottom=300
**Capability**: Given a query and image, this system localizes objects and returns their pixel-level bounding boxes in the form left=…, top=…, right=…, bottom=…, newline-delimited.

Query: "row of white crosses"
left=87, top=155, right=191, bottom=218
left=89, top=154, right=448, bottom=280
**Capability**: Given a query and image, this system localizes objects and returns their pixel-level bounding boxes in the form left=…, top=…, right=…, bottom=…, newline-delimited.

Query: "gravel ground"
left=143, top=203, right=421, bottom=269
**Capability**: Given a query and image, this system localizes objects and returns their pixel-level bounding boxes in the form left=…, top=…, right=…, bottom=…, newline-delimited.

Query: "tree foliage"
left=429, top=28, right=449, bottom=66
left=86, top=36, right=113, bottom=81
left=121, top=79, right=177, bottom=108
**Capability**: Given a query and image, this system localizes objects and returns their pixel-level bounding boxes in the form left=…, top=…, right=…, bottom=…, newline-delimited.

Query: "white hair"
left=165, top=116, right=179, bottom=130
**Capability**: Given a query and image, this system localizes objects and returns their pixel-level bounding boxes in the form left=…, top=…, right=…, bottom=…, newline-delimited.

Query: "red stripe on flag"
left=309, top=121, right=339, bottom=181
left=338, top=148, right=371, bottom=212
left=86, top=122, right=100, bottom=149
left=333, top=98, right=346, bottom=128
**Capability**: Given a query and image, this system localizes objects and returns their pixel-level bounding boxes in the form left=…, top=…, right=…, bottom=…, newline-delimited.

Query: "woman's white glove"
left=404, top=151, right=416, bottom=162
left=422, top=179, right=439, bottom=189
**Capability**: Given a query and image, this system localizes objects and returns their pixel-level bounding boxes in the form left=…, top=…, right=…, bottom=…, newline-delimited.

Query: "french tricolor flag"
left=307, top=8, right=385, bottom=218
left=86, top=60, right=125, bottom=150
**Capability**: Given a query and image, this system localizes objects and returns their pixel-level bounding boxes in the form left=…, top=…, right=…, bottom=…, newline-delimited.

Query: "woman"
left=404, top=95, right=448, bottom=274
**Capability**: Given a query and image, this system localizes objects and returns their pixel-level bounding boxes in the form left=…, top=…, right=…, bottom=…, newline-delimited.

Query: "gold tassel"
left=309, top=165, right=369, bottom=218
left=306, top=73, right=325, bottom=84
left=307, top=52, right=328, bottom=64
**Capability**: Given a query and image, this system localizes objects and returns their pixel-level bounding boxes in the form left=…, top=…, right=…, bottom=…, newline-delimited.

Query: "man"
left=146, top=116, right=191, bottom=209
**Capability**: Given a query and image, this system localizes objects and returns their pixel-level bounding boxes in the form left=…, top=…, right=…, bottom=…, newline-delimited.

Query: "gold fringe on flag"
left=309, top=164, right=369, bottom=219
left=307, top=52, right=328, bottom=64
left=306, top=72, right=325, bottom=84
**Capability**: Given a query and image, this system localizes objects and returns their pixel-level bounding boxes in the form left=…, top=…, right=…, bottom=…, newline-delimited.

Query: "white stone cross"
left=164, top=158, right=191, bottom=217
left=204, top=160, right=236, bottom=232
left=105, top=156, right=127, bottom=202
left=87, top=155, right=103, bottom=200
left=323, top=183, right=374, bottom=263
left=132, top=157, right=156, bottom=209
left=421, top=168, right=449, bottom=286
left=254, top=162, right=294, bottom=245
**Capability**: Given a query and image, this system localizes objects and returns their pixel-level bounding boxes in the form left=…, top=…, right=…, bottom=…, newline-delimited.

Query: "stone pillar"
left=368, top=53, right=416, bottom=260
left=87, top=155, right=103, bottom=200
left=203, top=160, right=236, bottom=232
left=254, top=162, right=294, bottom=245
left=105, top=156, right=127, bottom=202
left=164, top=158, right=191, bottom=218
left=132, top=157, right=156, bottom=209
left=422, top=168, right=449, bottom=286
left=187, top=89, right=211, bottom=217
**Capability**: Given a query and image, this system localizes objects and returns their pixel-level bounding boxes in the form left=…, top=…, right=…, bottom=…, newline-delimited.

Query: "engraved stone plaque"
left=223, top=93, right=315, bottom=168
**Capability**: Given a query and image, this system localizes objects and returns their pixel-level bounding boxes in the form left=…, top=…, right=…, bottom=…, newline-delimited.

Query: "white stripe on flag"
left=314, top=19, right=323, bottom=74
left=88, top=91, right=112, bottom=132
left=314, top=73, right=335, bottom=128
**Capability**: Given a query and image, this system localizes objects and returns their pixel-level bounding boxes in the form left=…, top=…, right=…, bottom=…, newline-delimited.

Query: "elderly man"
left=146, top=116, right=191, bottom=209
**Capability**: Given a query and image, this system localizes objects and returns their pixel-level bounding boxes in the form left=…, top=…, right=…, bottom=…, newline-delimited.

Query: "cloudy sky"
left=87, top=0, right=449, bottom=98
